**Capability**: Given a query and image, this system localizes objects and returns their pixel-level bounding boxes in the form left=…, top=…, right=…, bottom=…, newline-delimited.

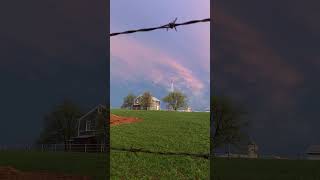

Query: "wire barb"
left=165, top=17, right=178, bottom=31
left=110, top=17, right=210, bottom=37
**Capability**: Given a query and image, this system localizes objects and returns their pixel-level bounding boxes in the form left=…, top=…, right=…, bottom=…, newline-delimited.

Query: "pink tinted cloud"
left=110, top=0, right=210, bottom=72
left=193, top=26, right=210, bottom=71
left=110, top=36, right=205, bottom=95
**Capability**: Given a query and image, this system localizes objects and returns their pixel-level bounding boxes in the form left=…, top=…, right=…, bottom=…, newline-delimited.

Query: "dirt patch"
left=110, top=114, right=142, bottom=126
left=0, top=166, right=92, bottom=180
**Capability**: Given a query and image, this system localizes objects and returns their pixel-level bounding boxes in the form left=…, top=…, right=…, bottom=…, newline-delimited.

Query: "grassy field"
left=213, top=158, right=320, bottom=180
left=0, top=151, right=107, bottom=179
left=110, top=109, right=210, bottom=179
left=0, top=109, right=209, bottom=179
left=1, top=109, right=320, bottom=179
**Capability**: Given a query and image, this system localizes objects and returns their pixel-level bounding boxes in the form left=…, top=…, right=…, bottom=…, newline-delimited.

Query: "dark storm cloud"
left=214, top=0, right=320, bottom=155
left=216, top=9, right=304, bottom=110
left=0, top=0, right=108, bottom=144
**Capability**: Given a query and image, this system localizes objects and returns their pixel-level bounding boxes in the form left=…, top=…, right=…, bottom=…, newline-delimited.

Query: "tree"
left=121, top=93, right=136, bottom=109
left=37, top=99, right=83, bottom=151
left=162, top=90, right=188, bottom=111
left=140, top=91, right=152, bottom=110
left=211, top=96, right=248, bottom=152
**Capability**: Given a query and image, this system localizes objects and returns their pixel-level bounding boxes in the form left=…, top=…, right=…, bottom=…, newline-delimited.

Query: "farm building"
left=71, top=104, right=107, bottom=145
left=247, top=141, right=259, bottom=158
left=132, top=95, right=161, bottom=110
left=177, top=106, right=192, bottom=112
left=306, top=145, right=320, bottom=160
left=184, top=106, right=192, bottom=112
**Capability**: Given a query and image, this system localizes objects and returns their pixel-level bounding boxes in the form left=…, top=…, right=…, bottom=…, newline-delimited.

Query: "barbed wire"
left=111, top=146, right=210, bottom=159
left=110, top=17, right=210, bottom=37
left=0, top=144, right=210, bottom=159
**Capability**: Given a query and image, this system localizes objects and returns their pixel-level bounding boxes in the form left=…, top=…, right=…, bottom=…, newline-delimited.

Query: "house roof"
left=152, top=96, right=160, bottom=102
left=77, top=104, right=106, bottom=122
left=135, top=95, right=160, bottom=102
left=306, top=145, right=320, bottom=154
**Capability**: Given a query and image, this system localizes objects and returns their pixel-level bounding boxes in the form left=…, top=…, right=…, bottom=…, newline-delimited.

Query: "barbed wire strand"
left=111, top=147, right=210, bottom=159
left=110, top=18, right=210, bottom=37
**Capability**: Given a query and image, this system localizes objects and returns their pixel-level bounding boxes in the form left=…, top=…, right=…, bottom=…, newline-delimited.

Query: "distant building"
left=177, top=106, right=192, bottom=112
left=248, top=141, right=259, bottom=158
left=132, top=95, right=161, bottom=110
left=306, top=145, right=320, bottom=160
left=185, top=106, right=192, bottom=112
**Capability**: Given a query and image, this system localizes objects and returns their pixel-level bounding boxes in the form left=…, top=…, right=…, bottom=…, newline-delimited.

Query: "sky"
left=0, top=0, right=108, bottom=145
left=214, top=0, right=320, bottom=156
left=110, top=0, right=210, bottom=110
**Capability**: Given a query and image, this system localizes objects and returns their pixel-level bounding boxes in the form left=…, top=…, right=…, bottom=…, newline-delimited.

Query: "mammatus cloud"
left=111, top=36, right=206, bottom=96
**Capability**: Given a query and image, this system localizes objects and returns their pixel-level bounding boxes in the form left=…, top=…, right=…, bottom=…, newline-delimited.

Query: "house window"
left=86, top=121, right=93, bottom=131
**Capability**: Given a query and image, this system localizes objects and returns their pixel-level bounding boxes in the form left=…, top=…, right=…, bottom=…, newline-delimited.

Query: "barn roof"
left=306, top=145, right=320, bottom=154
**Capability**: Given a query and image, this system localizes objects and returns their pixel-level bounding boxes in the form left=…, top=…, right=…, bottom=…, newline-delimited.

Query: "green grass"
left=0, top=109, right=209, bottom=179
left=110, top=109, right=210, bottom=179
left=213, top=158, right=320, bottom=180
left=0, top=151, right=107, bottom=179
left=2, top=109, right=320, bottom=179
left=111, top=151, right=208, bottom=179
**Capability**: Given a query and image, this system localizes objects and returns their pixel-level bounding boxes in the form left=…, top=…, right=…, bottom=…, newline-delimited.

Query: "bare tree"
left=211, top=96, right=248, bottom=152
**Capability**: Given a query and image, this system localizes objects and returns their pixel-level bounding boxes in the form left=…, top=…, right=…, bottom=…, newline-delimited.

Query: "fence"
left=0, top=144, right=305, bottom=160
left=0, top=144, right=106, bottom=153
left=213, top=152, right=306, bottom=160
left=110, top=18, right=210, bottom=37
left=0, top=144, right=211, bottom=159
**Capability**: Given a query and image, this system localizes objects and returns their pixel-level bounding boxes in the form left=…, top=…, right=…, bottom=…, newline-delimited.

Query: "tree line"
left=121, top=90, right=188, bottom=111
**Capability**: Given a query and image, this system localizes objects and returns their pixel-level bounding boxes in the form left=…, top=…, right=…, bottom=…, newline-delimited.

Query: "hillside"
left=110, top=109, right=210, bottom=179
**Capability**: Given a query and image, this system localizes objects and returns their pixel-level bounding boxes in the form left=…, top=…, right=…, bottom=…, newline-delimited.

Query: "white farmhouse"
left=132, top=95, right=161, bottom=110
